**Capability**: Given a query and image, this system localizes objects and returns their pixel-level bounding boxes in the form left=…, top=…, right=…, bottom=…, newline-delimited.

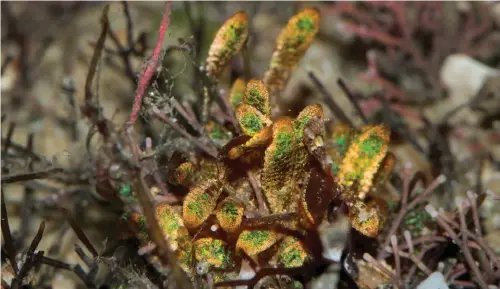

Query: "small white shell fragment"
left=416, top=272, right=449, bottom=289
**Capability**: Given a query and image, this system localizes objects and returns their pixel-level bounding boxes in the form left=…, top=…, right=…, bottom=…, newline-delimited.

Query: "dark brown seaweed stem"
left=1, top=168, right=64, bottom=184
left=217, top=89, right=241, bottom=134
left=247, top=170, right=269, bottom=216
left=436, top=208, right=499, bottom=269
left=390, top=235, right=403, bottom=287
left=39, top=256, right=72, bottom=270
left=152, top=106, right=219, bottom=158
left=133, top=172, right=193, bottom=289
left=1, top=138, right=43, bottom=162
left=107, top=17, right=136, bottom=82
left=17, top=134, right=35, bottom=249
left=11, top=222, right=46, bottom=289
left=457, top=200, right=489, bottom=289
left=467, top=191, right=493, bottom=279
left=123, top=125, right=193, bottom=289
left=170, top=97, right=204, bottom=134
left=378, top=174, right=446, bottom=259
left=81, top=4, right=111, bottom=139
left=2, top=122, right=16, bottom=155
left=1, top=189, right=19, bottom=275
left=404, top=243, right=439, bottom=285
left=63, top=209, right=99, bottom=257
left=308, top=71, right=355, bottom=128
left=121, top=1, right=135, bottom=52
left=337, top=78, right=368, bottom=124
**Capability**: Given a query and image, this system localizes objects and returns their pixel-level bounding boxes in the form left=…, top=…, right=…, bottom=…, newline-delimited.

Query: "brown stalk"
left=124, top=126, right=193, bottom=289
left=152, top=106, right=218, bottom=158
left=11, top=222, right=46, bottom=289
left=457, top=200, right=488, bottom=289
left=2, top=122, right=16, bottom=155
left=390, top=235, right=403, bottom=287
left=63, top=209, right=99, bottom=257
left=467, top=191, right=493, bottom=280
left=1, top=189, right=18, bottom=274
left=363, top=253, right=399, bottom=287
left=247, top=170, right=269, bottom=216
left=337, top=78, right=368, bottom=124
left=1, top=168, right=63, bottom=184
left=308, top=71, right=354, bottom=128
left=378, top=174, right=445, bottom=259
left=81, top=4, right=110, bottom=139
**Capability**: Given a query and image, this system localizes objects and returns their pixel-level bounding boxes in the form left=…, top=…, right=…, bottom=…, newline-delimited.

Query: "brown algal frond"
left=338, top=125, right=390, bottom=200
left=183, top=180, right=223, bottom=229
left=263, top=8, right=320, bottom=90
left=235, top=104, right=272, bottom=137
left=236, top=230, right=280, bottom=256
left=243, top=79, right=271, bottom=118
left=194, top=238, right=234, bottom=270
left=276, top=236, right=309, bottom=268
left=215, top=197, right=245, bottom=233
left=206, top=12, right=249, bottom=79
left=261, top=118, right=306, bottom=214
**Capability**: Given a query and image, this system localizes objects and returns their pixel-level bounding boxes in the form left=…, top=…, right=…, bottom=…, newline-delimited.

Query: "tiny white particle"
left=425, top=204, right=438, bottom=218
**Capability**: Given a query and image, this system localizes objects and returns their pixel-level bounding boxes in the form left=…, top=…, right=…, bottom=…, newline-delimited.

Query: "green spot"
left=280, top=247, right=303, bottom=267
left=222, top=202, right=238, bottom=222
left=241, top=230, right=270, bottom=247
left=296, top=17, right=315, bottom=33
left=403, top=208, right=433, bottom=237
left=360, top=135, right=383, bottom=157
left=226, top=24, right=246, bottom=45
left=293, top=116, right=310, bottom=141
left=246, top=88, right=261, bottom=106
left=196, top=239, right=232, bottom=269
left=241, top=114, right=263, bottom=134
left=197, top=193, right=210, bottom=202
left=120, top=184, right=132, bottom=196
left=187, top=202, right=204, bottom=218
left=273, top=131, right=294, bottom=161
left=159, top=212, right=180, bottom=235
